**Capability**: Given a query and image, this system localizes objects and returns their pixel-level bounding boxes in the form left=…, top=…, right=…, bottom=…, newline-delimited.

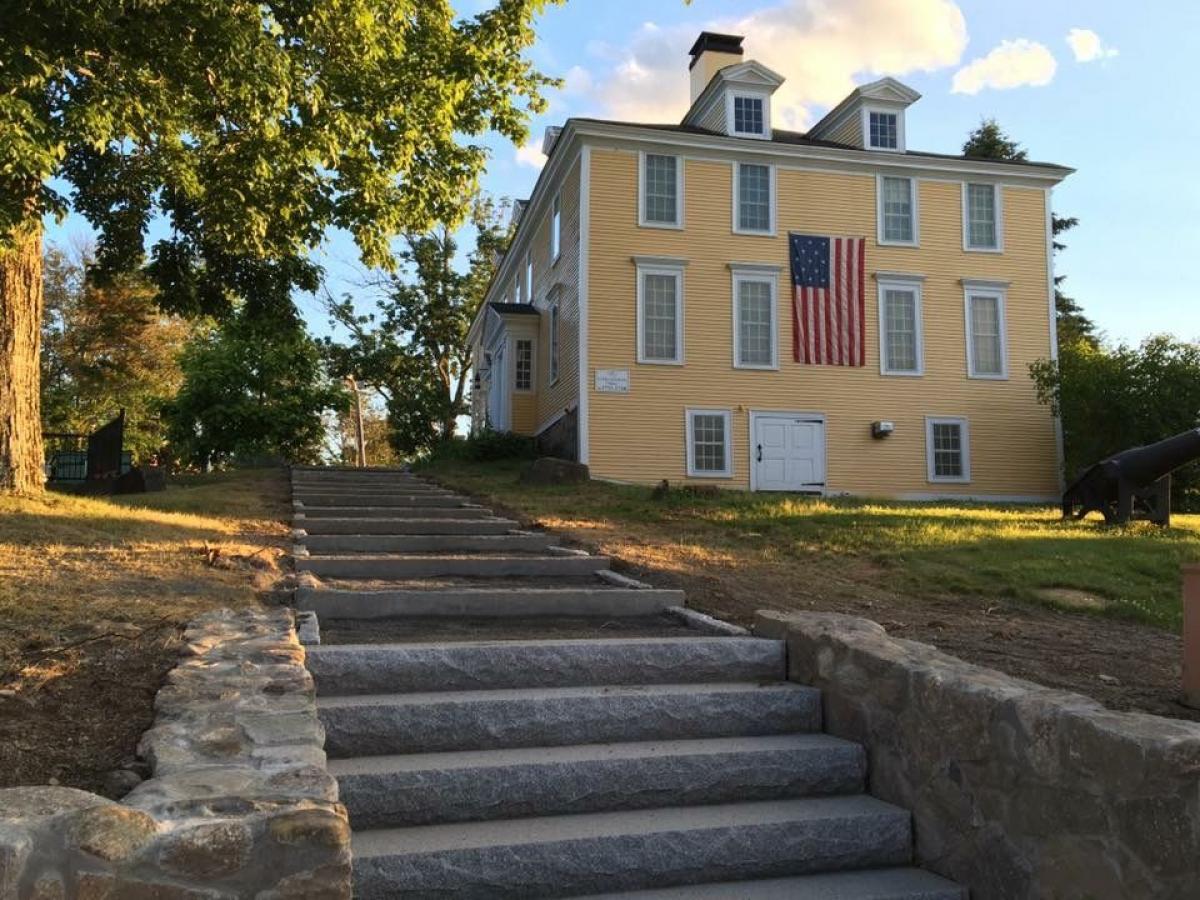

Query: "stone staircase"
left=291, top=466, right=964, bottom=899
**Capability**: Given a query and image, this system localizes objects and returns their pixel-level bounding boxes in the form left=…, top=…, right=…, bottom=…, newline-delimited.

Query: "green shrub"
left=428, top=430, right=534, bottom=464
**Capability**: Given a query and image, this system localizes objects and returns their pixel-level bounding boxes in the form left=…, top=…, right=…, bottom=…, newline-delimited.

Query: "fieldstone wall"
left=757, top=611, right=1200, bottom=900
left=0, top=608, right=350, bottom=899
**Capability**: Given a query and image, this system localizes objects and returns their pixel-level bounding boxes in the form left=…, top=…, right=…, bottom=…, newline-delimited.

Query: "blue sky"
left=46, top=0, right=1200, bottom=346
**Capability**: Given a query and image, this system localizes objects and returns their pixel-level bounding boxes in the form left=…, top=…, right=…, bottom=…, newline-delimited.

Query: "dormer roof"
left=682, top=59, right=786, bottom=137
left=808, top=77, right=921, bottom=150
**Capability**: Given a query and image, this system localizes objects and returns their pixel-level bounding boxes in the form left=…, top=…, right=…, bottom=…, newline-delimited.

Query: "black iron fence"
left=44, top=410, right=130, bottom=483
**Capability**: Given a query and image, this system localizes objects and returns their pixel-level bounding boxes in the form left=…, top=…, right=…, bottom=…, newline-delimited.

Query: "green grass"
left=420, top=458, right=1200, bottom=630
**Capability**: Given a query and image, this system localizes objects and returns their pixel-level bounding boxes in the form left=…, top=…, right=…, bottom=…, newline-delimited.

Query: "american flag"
left=789, top=233, right=865, bottom=366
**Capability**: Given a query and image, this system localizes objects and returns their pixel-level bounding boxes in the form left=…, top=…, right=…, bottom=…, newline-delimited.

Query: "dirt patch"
left=0, top=625, right=181, bottom=794
left=452, top=482, right=1199, bottom=723
left=0, top=469, right=290, bottom=794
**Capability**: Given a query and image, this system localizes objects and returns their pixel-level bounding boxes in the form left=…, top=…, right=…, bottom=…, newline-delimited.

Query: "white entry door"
left=752, top=413, right=826, bottom=492
left=486, top=343, right=509, bottom=431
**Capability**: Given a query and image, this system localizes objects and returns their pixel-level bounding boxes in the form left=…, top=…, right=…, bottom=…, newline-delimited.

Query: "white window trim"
left=875, top=274, right=925, bottom=377
left=726, top=90, right=771, bottom=139
left=876, top=174, right=919, bottom=247
left=925, top=416, right=972, bottom=484
left=963, top=283, right=1009, bottom=380
left=732, top=162, right=777, bottom=236
left=550, top=193, right=561, bottom=265
left=962, top=182, right=1004, bottom=253
left=513, top=336, right=536, bottom=393
left=862, top=105, right=905, bottom=152
left=637, top=151, right=685, bottom=230
left=634, top=257, right=687, bottom=366
left=524, top=252, right=533, bottom=303
left=685, top=408, right=734, bottom=479
left=730, top=265, right=780, bottom=370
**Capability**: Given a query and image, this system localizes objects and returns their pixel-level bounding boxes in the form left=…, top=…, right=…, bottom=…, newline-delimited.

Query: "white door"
left=752, top=413, right=826, bottom=492
left=486, top=344, right=509, bottom=430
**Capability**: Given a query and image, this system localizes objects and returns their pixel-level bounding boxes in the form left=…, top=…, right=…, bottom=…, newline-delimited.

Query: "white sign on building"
left=594, top=369, right=630, bottom=393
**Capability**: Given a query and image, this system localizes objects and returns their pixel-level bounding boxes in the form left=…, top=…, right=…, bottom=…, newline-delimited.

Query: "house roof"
left=568, top=117, right=1071, bottom=172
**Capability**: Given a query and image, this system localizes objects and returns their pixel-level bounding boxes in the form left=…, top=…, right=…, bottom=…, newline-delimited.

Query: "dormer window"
left=867, top=110, right=900, bottom=150
left=733, top=95, right=765, bottom=136
left=723, top=90, right=772, bottom=139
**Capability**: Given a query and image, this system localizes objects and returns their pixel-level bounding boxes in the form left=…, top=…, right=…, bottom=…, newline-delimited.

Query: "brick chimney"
left=688, top=32, right=744, bottom=104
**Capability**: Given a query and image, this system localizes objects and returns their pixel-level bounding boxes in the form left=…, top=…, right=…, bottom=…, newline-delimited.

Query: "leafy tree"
left=334, top=402, right=401, bottom=468
left=41, top=245, right=194, bottom=462
left=0, top=0, right=558, bottom=491
left=962, top=119, right=1098, bottom=347
left=323, top=197, right=510, bottom=456
left=166, top=309, right=346, bottom=469
left=1031, top=336, right=1200, bottom=509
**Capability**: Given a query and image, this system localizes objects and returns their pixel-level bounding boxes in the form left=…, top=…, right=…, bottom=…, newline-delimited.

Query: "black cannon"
left=1062, top=428, right=1200, bottom=525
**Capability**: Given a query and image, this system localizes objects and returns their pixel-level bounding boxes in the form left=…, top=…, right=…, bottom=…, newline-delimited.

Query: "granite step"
left=296, top=553, right=610, bottom=579
left=350, top=795, right=911, bottom=899
left=295, top=493, right=466, bottom=508
left=296, top=517, right=519, bottom=536
left=298, top=532, right=555, bottom=555
left=331, top=733, right=865, bottom=829
left=307, top=637, right=784, bottom=695
left=295, top=585, right=683, bottom=620
left=317, top=681, right=821, bottom=758
left=297, top=506, right=493, bottom=519
left=576, top=868, right=966, bottom=899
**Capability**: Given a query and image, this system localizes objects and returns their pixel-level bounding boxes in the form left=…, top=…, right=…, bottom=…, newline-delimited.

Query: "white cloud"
left=561, top=65, right=594, bottom=96
left=515, top=139, right=545, bottom=169
left=951, top=39, right=1057, bottom=95
left=569, top=0, right=968, bottom=130
left=1066, top=28, right=1118, bottom=63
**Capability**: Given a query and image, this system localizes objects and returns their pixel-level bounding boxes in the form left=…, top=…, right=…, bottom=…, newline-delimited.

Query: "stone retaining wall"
left=757, top=610, right=1200, bottom=900
left=0, top=608, right=350, bottom=899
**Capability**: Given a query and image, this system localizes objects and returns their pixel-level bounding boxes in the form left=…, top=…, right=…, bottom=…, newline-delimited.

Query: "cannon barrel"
left=1105, top=428, right=1200, bottom=486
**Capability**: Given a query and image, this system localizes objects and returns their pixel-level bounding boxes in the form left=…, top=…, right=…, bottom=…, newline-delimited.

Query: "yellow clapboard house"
left=467, top=32, right=1073, bottom=500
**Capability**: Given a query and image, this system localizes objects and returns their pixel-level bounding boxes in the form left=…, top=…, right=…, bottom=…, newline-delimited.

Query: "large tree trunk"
left=0, top=220, right=45, bottom=492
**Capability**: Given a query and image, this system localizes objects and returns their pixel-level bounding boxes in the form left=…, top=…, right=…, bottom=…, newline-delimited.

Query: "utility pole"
left=345, top=375, right=366, bottom=468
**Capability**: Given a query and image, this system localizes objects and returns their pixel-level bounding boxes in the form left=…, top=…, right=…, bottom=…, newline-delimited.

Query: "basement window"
left=926, top=417, right=971, bottom=483
left=686, top=409, right=733, bottom=478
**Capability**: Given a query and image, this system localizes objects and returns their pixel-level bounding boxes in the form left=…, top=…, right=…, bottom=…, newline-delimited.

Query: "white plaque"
left=595, top=369, right=630, bottom=393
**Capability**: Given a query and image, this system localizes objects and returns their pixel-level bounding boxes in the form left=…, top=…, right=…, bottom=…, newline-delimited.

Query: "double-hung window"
left=866, top=110, right=900, bottom=150
left=963, top=183, right=1002, bottom=251
left=734, top=163, right=773, bottom=234
left=731, top=94, right=766, bottom=136
left=731, top=266, right=778, bottom=369
left=964, top=284, right=1008, bottom=379
left=549, top=300, right=560, bottom=384
left=686, top=409, right=733, bottom=478
left=926, top=417, right=970, bottom=483
left=640, top=153, right=682, bottom=227
left=876, top=276, right=923, bottom=375
left=550, top=193, right=561, bottom=262
left=878, top=175, right=917, bottom=245
left=514, top=338, right=533, bottom=391
left=635, top=258, right=685, bottom=364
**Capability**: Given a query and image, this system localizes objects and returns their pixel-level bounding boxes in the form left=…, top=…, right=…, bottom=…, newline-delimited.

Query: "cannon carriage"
left=1062, top=428, right=1200, bottom=525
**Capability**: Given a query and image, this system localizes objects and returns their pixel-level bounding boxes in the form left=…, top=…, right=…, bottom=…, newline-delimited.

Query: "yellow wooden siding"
left=511, top=392, right=537, bottom=435
left=525, top=158, right=582, bottom=432
left=586, top=147, right=1059, bottom=497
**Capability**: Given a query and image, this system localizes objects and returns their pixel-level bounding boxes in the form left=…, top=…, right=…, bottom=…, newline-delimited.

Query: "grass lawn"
left=421, top=458, right=1200, bottom=631
left=0, top=467, right=289, bottom=793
